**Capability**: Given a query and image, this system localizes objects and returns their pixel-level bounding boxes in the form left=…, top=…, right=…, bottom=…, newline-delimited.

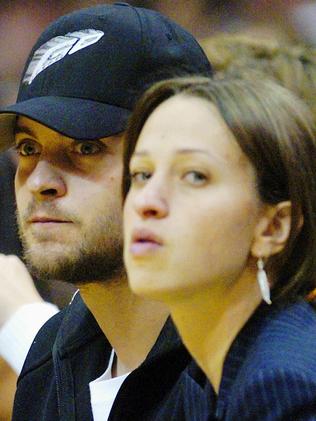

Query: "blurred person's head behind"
left=200, top=33, right=316, bottom=119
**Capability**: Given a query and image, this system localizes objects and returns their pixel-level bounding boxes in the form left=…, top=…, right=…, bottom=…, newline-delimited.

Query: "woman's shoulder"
left=222, top=301, right=316, bottom=419
left=250, top=300, right=316, bottom=370
left=226, top=363, right=316, bottom=420
left=221, top=300, right=316, bottom=388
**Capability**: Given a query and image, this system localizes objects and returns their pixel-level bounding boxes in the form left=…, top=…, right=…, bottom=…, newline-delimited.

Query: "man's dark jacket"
left=12, top=293, right=210, bottom=421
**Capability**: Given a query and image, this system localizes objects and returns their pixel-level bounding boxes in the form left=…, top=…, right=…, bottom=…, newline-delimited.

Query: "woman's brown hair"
left=123, top=76, right=316, bottom=303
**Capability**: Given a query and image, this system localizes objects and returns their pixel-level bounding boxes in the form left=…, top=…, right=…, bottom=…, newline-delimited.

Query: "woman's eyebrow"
left=176, top=148, right=210, bottom=155
left=132, top=150, right=148, bottom=157
left=133, top=148, right=228, bottom=165
left=176, top=148, right=227, bottom=164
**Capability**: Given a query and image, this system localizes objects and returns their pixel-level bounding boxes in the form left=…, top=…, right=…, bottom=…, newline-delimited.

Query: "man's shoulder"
left=20, top=291, right=106, bottom=378
left=20, top=306, right=68, bottom=377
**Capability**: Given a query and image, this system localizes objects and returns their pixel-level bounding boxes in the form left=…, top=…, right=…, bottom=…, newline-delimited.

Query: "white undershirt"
left=89, top=349, right=130, bottom=421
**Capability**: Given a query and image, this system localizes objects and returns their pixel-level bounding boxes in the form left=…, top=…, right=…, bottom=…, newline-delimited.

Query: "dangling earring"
left=257, top=258, right=272, bottom=305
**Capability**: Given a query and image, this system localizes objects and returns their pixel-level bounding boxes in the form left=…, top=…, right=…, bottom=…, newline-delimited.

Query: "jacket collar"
left=55, top=291, right=108, bottom=358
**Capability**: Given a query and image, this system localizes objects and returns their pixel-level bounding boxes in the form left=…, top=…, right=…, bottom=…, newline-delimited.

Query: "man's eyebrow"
left=14, top=125, right=36, bottom=138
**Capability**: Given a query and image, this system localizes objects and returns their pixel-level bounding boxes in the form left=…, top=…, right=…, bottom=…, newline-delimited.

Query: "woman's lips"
left=130, top=228, right=163, bottom=256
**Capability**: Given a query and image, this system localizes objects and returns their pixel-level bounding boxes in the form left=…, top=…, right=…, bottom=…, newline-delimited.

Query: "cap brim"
left=0, top=96, right=131, bottom=152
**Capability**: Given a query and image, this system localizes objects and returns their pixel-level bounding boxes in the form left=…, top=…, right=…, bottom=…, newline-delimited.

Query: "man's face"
left=15, top=116, right=124, bottom=284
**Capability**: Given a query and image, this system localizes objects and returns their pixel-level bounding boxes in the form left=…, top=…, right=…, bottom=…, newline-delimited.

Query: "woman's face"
left=124, top=94, right=264, bottom=302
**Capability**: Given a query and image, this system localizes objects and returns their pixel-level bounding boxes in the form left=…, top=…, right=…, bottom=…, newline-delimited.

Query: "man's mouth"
left=30, top=216, right=71, bottom=223
left=28, top=215, right=73, bottom=228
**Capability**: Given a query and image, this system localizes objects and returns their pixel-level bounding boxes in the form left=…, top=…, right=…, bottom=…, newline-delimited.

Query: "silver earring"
left=257, top=258, right=272, bottom=305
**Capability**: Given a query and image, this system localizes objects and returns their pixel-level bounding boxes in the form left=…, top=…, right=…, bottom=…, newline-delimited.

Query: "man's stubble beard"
left=17, top=212, right=125, bottom=285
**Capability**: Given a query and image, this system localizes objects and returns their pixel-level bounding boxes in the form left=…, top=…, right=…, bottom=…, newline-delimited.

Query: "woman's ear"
left=251, top=201, right=292, bottom=259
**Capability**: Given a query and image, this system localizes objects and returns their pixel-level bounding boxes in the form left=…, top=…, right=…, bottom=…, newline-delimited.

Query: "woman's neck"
left=170, top=269, right=262, bottom=393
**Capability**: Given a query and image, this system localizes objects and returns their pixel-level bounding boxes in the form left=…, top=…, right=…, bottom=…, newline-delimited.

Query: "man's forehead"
left=14, top=115, right=125, bottom=143
left=15, top=115, right=55, bottom=137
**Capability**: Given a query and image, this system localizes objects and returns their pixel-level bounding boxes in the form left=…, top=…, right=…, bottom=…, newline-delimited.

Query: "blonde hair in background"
left=200, top=34, right=316, bottom=119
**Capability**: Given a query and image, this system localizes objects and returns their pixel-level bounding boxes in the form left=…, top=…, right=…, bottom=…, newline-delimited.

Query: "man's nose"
left=26, top=160, right=67, bottom=201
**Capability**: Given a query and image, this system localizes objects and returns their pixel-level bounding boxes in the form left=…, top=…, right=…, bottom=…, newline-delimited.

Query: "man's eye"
left=74, top=141, right=103, bottom=155
left=183, top=171, right=208, bottom=186
left=130, top=171, right=152, bottom=184
left=16, top=141, right=40, bottom=157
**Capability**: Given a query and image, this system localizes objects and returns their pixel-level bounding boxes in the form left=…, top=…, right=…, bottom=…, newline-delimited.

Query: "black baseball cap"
left=0, top=2, right=212, bottom=151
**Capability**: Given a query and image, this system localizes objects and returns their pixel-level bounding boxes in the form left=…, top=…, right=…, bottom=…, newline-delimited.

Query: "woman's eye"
left=183, top=171, right=208, bottom=185
left=74, top=141, right=103, bottom=155
left=130, top=171, right=152, bottom=185
left=16, top=140, right=40, bottom=157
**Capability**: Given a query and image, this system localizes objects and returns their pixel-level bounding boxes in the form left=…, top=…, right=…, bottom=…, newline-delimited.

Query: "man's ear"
left=251, top=201, right=292, bottom=259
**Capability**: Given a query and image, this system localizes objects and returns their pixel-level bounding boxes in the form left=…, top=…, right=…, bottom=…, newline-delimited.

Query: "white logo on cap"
left=23, top=29, right=104, bottom=85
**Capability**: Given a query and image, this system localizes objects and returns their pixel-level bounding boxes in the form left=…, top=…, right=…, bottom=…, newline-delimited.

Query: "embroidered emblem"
left=23, top=29, right=104, bottom=85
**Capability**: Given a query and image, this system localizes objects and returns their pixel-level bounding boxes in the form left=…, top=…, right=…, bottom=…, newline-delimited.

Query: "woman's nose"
left=134, top=183, right=169, bottom=219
